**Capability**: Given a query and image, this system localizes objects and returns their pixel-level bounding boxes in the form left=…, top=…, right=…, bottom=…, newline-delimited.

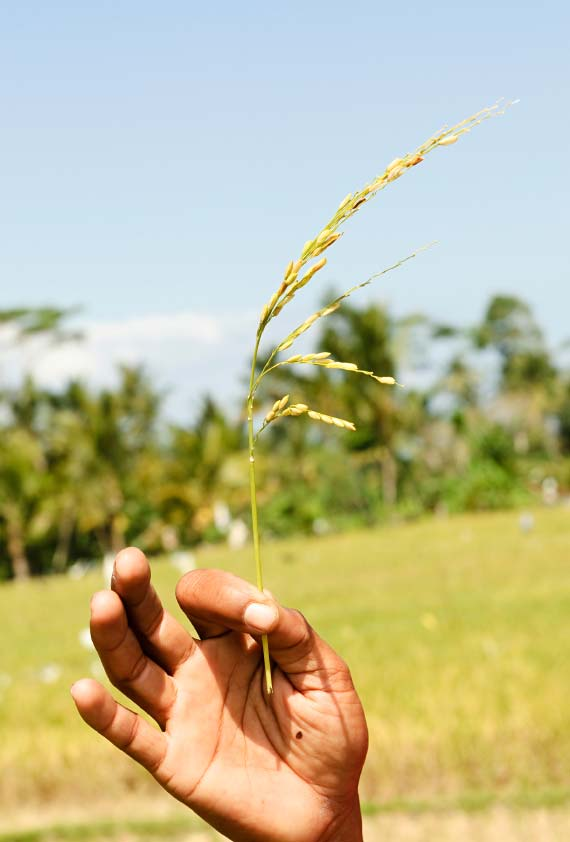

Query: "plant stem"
left=248, top=336, right=273, bottom=695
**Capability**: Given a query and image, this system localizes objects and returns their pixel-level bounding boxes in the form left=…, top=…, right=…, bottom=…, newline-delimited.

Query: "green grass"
left=2, top=508, right=570, bottom=816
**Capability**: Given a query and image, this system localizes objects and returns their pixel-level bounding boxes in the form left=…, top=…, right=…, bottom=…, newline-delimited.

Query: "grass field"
left=2, top=507, right=570, bottom=837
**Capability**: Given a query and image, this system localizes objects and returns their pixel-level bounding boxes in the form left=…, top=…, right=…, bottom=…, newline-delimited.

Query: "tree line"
left=1, top=295, right=568, bottom=580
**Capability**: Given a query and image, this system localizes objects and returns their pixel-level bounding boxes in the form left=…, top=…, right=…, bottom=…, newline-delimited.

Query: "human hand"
left=71, top=549, right=368, bottom=842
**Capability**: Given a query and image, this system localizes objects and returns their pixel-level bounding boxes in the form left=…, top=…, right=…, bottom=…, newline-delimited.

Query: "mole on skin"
left=295, top=731, right=303, bottom=740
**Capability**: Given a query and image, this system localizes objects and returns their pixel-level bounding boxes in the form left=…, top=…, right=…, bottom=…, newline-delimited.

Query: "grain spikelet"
left=270, top=353, right=399, bottom=387
left=309, top=360, right=398, bottom=385
left=264, top=394, right=289, bottom=423
left=257, top=402, right=357, bottom=438
left=307, top=410, right=356, bottom=431
left=275, top=303, right=339, bottom=352
left=324, top=361, right=358, bottom=371
left=438, top=134, right=459, bottom=146
left=283, top=403, right=309, bottom=416
left=313, top=232, right=342, bottom=256
left=295, top=256, right=327, bottom=289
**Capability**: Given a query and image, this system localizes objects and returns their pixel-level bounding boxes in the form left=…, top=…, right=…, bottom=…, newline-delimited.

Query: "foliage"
left=0, top=292, right=567, bottom=580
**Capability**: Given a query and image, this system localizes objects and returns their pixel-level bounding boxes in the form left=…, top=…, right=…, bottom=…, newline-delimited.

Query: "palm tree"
left=0, top=427, right=46, bottom=579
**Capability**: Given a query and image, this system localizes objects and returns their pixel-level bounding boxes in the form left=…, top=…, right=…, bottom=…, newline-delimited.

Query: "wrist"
left=321, top=798, right=363, bottom=842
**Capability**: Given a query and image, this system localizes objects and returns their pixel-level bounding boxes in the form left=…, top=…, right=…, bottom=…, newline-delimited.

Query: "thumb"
left=176, top=569, right=351, bottom=692
left=253, top=602, right=346, bottom=691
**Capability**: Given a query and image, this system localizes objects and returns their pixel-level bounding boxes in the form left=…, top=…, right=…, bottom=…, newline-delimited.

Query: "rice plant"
left=247, top=102, right=513, bottom=693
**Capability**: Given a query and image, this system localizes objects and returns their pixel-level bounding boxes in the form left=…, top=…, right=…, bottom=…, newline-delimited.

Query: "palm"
left=73, top=550, right=367, bottom=842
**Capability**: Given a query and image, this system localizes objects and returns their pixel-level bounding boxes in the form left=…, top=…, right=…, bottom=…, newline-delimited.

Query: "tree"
left=0, top=427, right=46, bottom=579
left=473, top=295, right=556, bottom=391
left=56, top=367, right=162, bottom=555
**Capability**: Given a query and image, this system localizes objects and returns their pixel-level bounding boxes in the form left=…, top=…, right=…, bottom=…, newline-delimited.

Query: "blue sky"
left=1, top=1, right=568, bottom=417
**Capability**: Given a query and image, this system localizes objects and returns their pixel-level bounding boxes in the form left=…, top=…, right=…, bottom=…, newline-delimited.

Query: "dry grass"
left=363, top=807, right=570, bottom=842
left=3, top=802, right=570, bottom=842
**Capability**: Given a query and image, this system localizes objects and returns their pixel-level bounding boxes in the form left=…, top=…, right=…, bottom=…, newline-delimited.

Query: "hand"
left=71, top=548, right=368, bottom=842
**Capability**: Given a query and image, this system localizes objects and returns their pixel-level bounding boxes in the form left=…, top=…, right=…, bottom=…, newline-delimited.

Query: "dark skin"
left=72, top=548, right=368, bottom=842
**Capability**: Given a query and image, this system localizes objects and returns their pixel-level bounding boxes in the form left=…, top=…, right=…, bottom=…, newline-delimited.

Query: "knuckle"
left=122, top=714, right=140, bottom=751
left=175, top=568, right=215, bottom=604
left=143, top=603, right=164, bottom=638
left=287, top=609, right=314, bottom=652
left=175, top=570, right=198, bottom=605
left=176, top=568, right=232, bottom=611
left=112, top=651, right=147, bottom=687
left=129, top=651, right=148, bottom=682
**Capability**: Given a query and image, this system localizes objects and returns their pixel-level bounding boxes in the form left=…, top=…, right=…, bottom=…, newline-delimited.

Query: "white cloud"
left=1, top=309, right=256, bottom=421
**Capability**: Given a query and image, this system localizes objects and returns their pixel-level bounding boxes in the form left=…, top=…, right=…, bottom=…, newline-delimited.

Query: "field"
left=2, top=507, right=570, bottom=839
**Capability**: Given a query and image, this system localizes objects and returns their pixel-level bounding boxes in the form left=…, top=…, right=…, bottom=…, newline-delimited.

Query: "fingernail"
left=244, top=602, right=278, bottom=632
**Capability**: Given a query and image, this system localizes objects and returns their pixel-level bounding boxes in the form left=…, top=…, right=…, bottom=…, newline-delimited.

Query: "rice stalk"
left=246, top=102, right=512, bottom=695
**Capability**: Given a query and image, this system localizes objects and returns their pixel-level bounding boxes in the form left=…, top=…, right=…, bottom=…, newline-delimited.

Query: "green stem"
left=248, top=335, right=273, bottom=695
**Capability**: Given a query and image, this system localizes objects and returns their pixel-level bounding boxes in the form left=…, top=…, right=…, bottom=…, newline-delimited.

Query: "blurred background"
left=1, top=1, right=569, bottom=840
